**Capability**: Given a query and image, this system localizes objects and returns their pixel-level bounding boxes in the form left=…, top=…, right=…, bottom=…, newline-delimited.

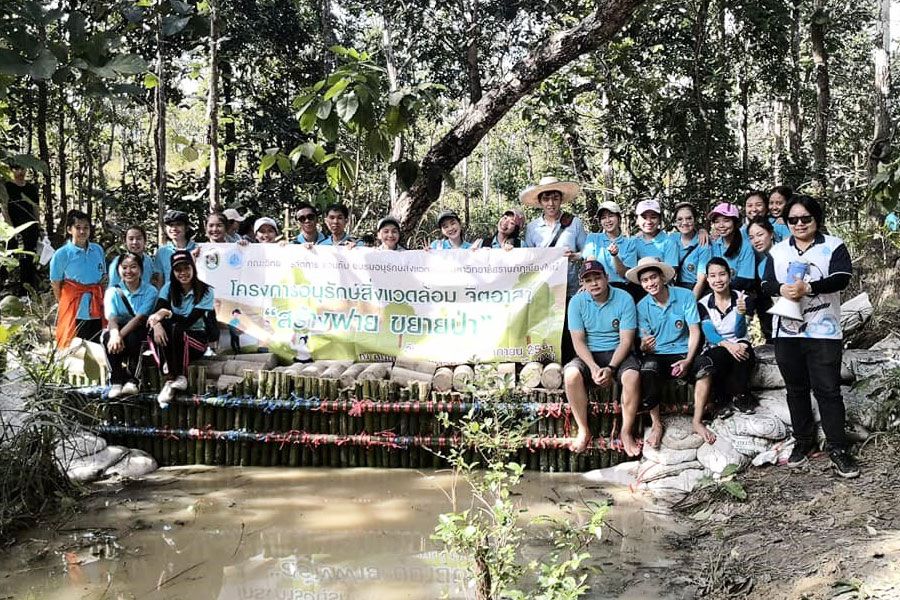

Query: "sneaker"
left=732, top=394, right=756, bottom=414
left=787, top=442, right=813, bottom=468
left=158, top=382, right=174, bottom=408
left=170, top=375, right=188, bottom=391
left=108, top=384, right=123, bottom=399
left=829, top=448, right=860, bottom=479
left=121, top=381, right=140, bottom=396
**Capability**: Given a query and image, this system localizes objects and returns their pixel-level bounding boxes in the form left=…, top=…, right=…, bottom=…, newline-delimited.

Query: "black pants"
left=774, top=338, right=847, bottom=450
left=703, top=343, right=755, bottom=402
left=150, top=321, right=209, bottom=379
left=0, top=222, right=38, bottom=294
left=754, top=292, right=774, bottom=343
left=639, top=352, right=713, bottom=410
left=75, top=319, right=102, bottom=343
left=102, top=327, right=147, bottom=384
left=611, top=281, right=646, bottom=303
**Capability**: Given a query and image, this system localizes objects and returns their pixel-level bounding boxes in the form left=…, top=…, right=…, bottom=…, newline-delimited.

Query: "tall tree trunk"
left=56, top=87, right=67, bottom=240
left=465, top=0, right=483, bottom=104
left=392, top=0, right=646, bottom=235
left=691, top=0, right=712, bottom=200
left=562, top=118, right=598, bottom=227
left=788, top=0, right=803, bottom=165
left=479, top=143, right=488, bottom=225
left=36, top=82, right=53, bottom=238
left=739, top=73, right=749, bottom=179
left=320, top=0, right=336, bottom=74
left=155, top=4, right=167, bottom=245
left=811, top=2, right=830, bottom=194
left=771, top=100, right=784, bottom=183
left=382, top=12, right=403, bottom=204
left=207, top=0, right=221, bottom=211
left=221, top=59, right=236, bottom=205
left=869, top=0, right=891, bottom=176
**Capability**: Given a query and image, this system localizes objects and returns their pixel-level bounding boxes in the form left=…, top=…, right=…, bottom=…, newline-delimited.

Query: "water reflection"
left=0, top=467, right=683, bottom=599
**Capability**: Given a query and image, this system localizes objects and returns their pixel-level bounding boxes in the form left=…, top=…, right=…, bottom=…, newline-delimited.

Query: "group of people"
left=36, top=168, right=858, bottom=479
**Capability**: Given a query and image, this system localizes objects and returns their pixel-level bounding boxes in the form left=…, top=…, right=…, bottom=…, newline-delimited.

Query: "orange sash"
left=56, top=281, right=107, bottom=349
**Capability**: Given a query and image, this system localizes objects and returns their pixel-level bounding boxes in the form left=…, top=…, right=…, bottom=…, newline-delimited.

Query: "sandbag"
left=104, top=449, right=158, bottom=479
left=719, top=413, right=788, bottom=440
left=844, top=382, right=894, bottom=431
left=66, top=445, right=129, bottom=483
left=643, top=468, right=708, bottom=494
left=751, top=438, right=796, bottom=467
left=658, top=415, right=705, bottom=450
left=754, top=389, right=821, bottom=425
left=840, top=292, right=872, bottom=336
left=869, top=333, right=900, bottom=356
left=843, top=349, right=896, bottom=381
left=696, top=437, right=749, bottom=475
left=641, top=443, right=698, bottom=466
left=54, top=429, right=107, bottom=465
left=719, top=432, right=773, bottom=457
left=582, top=461, right=639, bottom=487
left=637, top=459, right=703, bottom=483
left=750, top=360, right=784, bottom=390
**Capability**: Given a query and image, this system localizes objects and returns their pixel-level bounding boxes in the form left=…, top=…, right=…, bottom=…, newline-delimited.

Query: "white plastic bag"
left=38, top=234, right=54, bottom=265
left=696, top=437, right=749, bottom=475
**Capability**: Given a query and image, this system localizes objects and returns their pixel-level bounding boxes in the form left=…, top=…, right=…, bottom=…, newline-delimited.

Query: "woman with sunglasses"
left=760, top=195, right=858, bottom=479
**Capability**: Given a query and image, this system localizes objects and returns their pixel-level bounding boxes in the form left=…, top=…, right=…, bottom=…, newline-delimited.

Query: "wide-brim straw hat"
left=625, top=256, right=676, bottom=285
left=519, top=176, right=580, bottom=208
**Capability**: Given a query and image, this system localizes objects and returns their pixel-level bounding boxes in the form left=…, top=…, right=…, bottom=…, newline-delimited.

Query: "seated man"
left=563, top=260, right=642, bottom=454
left=628, top=257, right=714, bottom=449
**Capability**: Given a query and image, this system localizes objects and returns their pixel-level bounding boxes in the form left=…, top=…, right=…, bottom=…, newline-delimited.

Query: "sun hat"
left=503, top=208, right=526, bottom=228
left=437, top=210, right=461, bottom=227
left=580, top=260, right=607, bottom=278
left=223, top=208, right=247, bottom=222
left=625, top=256, right=676, bottom=285
left=253, top=217, right=279, bottom=233
left=707, top=202, right=741, bottom=221
left=519, top=176, right=580, bottom=208
left=597, top=201, right=622, bottom=216
left=635, top=199, right=661, bottom=217
left=377, top=216, right=401, bottom=231
left=163, top=210, right=189, bottom=225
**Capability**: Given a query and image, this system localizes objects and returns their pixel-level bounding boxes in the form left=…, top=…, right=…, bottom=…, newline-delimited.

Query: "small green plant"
left=430, top=363, right=607, bottom=600
left=697, top=464, right=747, bottom=501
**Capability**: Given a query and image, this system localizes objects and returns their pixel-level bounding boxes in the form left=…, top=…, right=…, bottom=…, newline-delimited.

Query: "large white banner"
left=195, top=244, right=568, bottom=364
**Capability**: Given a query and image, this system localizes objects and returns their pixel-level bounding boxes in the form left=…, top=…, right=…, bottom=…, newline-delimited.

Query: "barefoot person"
left=563, top=260, right=642, bottom=454
left=760, top=195, right=859, bottom=478
left=696, top=258, right=757, bottom=435
left=629, top=257, right=710, bottom=450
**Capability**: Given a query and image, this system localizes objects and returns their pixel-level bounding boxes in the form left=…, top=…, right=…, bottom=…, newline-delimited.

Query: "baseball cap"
left=707, top=202, right=740, bottom=221
left=377, top=216, right=401, bottom=231
left=437, top=210, right=461, bottom=227
left=254, top=217, right=279, bottom=233
left=163, top=210, right=189, bottom=225
left=635, top=200, right=661, bottom=216
left=597, top=201, right=621, bottom=216
left=170, top=249, right=194, bottom=268
left=223, top=208, right=246, bottom=222
left=580, top=260, right=607, bottom=278
left=502, top=208, right=526, bottom=228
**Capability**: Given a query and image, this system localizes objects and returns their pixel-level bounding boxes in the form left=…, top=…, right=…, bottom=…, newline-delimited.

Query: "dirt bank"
left=666, top=433, right=900, bottom=599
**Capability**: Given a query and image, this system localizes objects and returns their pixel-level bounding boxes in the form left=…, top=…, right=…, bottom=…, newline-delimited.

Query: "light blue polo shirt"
left=675, top=233, right=712, bottom=285
left=635, top=231, right=678, bottom=268
left=296, top=231, right=327, bottom=244
left=429, top=239, right=473, bottom=249
left=524, top=215, right=587, bottom=295
left=49, top=241, right=107, bottom=319
left=159, top=282, right=215, bottom=331
left=318, top=233, right=363, bottom=246
left=582, top=233, right=636, bottom=284
left=103, top=282, right=159, bottom=321
left=637, top=285, right=701, bottom=355
left=772, top=220, right=791, bottom=242
left=155, top=241, right=198, bottom=282
left=108, top=254, right=158, bottom=287
left=703, top=237, right=756, bottom=280
left=568, top=286, right=637, bottom=352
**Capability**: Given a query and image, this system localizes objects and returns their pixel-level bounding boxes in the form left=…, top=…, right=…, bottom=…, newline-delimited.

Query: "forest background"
left=2, top=0, right=900, bottom=250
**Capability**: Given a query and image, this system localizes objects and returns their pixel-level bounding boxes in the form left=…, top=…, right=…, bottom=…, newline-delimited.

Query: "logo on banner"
left=227, top=251, right=242, bottom=269
left=205, top=251, right=220, bottom=271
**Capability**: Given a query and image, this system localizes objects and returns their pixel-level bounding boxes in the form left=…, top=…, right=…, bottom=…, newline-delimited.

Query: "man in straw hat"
left=564, top=260, right=642, bottom=453
left=625, top=256, right=715, bottom=454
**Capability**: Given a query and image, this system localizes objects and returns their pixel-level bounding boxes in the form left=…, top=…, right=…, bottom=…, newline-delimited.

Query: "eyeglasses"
left=786, top=215, right=814, bottom=225
left=295, top=214, right=317, bottom=223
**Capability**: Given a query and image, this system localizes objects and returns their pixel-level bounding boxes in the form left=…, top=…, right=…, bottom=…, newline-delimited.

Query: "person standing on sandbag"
left=760, top=195, right=859, bottom=479
left=562, top=260, right=642, bottom=455
left=629, top=257, right=713, bottom=451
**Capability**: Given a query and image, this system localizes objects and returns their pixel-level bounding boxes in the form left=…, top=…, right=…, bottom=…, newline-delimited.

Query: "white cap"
left=253, top=217, right=278, bottom=233
left=635, top=199, right=661, bottom=216
left=223, top=208, right=246, bottom=222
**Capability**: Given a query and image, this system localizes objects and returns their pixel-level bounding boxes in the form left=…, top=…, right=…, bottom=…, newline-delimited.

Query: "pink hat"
left=503, top=208, right=526, bottom=229
left=707, top=202, right=740, bottom=221
left=635, top=199, right=661, bottom=216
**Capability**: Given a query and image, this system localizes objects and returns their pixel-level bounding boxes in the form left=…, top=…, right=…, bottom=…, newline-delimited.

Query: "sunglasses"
left=295, top=214, right=317, bottom=223
left=787, top=215, right=814, bottom=225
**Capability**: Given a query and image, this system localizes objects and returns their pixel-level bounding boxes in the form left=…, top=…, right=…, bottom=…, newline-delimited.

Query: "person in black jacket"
left=147, top=250, right=218, bottom=406
left=2, top=161, right=40, bottom=295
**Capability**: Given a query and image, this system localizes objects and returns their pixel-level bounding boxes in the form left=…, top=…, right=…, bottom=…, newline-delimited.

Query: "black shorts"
left=640, top=352, right=713, bottom=381
left=564, top=351, right=641, bottom=388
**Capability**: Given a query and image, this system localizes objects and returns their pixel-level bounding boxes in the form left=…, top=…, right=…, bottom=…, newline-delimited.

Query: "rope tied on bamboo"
left=348, top=398, right=374, bottom=417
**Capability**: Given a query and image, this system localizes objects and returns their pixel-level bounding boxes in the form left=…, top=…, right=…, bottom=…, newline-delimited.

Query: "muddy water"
left=0, top=467, right=684, bottom=599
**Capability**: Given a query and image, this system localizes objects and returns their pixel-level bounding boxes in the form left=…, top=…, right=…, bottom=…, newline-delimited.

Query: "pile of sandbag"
left=54, top=428, right=157, bottom=483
